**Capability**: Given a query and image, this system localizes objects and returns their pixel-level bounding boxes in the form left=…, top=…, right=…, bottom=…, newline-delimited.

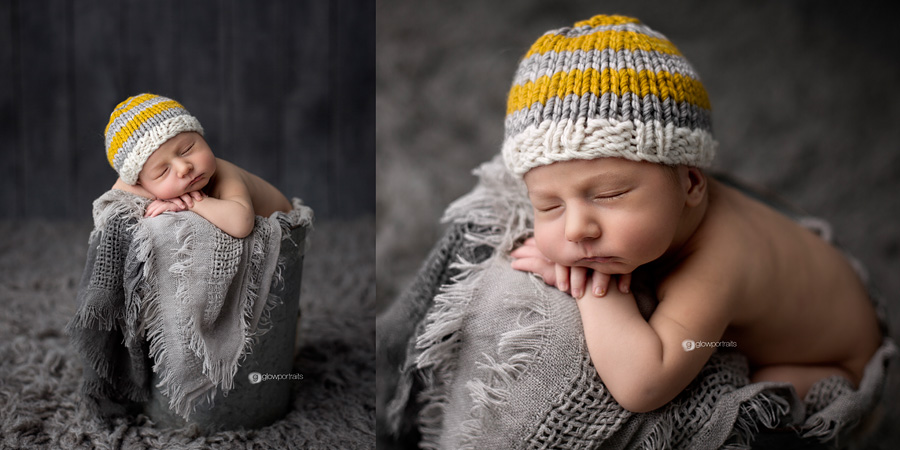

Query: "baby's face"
left=523, top=157, right=688, bottom=276
left=137, top=132, right=216, bottom=200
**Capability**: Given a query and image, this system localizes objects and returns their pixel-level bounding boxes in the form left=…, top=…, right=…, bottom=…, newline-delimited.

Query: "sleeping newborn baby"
left=106, top=93, right=292, bottom=238
left=506, top=15, right=883, bottom=413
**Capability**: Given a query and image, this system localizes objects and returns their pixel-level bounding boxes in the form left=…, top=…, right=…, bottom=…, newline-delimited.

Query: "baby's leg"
left=751, top=364, right=856, bottom=399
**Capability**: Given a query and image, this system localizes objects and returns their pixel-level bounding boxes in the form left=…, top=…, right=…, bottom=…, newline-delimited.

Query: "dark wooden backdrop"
left=0, top=0, right=374, bottom=220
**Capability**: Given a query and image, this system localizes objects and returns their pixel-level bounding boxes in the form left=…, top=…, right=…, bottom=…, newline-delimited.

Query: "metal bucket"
left=143, top=225, right=307, bottom=432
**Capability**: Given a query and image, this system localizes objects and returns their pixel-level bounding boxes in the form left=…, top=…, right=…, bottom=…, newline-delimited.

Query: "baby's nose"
left=565, top=208, right=601, bottom=242
left=175, top=159, right=193, bottom=176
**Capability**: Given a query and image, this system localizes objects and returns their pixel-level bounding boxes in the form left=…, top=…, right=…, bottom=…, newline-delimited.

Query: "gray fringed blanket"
left=67, top=189, right=313, bottom=420
left=377, top=156, right=897, bottom=449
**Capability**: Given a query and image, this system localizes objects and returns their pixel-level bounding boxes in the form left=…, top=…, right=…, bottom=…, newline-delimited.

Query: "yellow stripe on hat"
left=507, top=67, right=711, bottom=115
left=104, top=93, right=158, bottom=137
left=106, top=100, right=183, bottom=164
left=523, top=28, right=681, bottom=60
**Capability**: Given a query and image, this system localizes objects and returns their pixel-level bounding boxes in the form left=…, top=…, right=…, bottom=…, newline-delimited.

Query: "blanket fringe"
left=441, top=154, right=532, bottom=254
left=640, top=421, right=674, bottom=450
left=457, top=274, right=550, bottom=449
left=724, top=389, right=794, bottom=448
left=415, top=155, right=539, bottom=448
left=66, top=296, right=123, bottom=332
left=414, top=257, right=483, bottom=449
left=800, top=339, right=898, bottom=443
left=132, top=215, right=189, bottom=416
left=229, top=217, right=279, bottom=389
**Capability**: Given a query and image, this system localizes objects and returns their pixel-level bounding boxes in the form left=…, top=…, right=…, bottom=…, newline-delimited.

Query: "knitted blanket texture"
left=66, top=189, right=313, bottom=420
left=377, top=155, right=897, bottom=449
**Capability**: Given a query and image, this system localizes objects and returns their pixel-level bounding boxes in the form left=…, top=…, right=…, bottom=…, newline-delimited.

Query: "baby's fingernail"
left=573, top=288, right=582, bottom=299
left=621, top=286, right=630, bottom=294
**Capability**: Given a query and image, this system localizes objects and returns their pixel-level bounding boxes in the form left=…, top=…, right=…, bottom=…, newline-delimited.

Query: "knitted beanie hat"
left=502, top=15, right=716, bottom=177
left=105, top=93, right=204, bottom=185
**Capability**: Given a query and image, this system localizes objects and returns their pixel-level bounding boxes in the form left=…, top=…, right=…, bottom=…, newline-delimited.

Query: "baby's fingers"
left=591, top=271, right=612, bottom=297
left=510, top=242, right=545, bottom=260
left=145, top=203, right=164, bottom=218
left=169, top=198, right=186, bottom=210
left=570, top=266, right=588, bottom=298
left=617, top=273, right=632, bottom=294
left=510, top=257, right=556, bottom=285
left=555, top=264, right=570, bottom=293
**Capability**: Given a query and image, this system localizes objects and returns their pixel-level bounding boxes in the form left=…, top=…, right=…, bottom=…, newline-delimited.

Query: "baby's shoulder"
left=212, top=158, right=291, bottom=215
left=214, top=158, right=246, bottom=177
left=206, top=158, right=252, bottom=197
left=655, top=213, right=755, bottom=307
left=658, top=241, right=745, bottom=298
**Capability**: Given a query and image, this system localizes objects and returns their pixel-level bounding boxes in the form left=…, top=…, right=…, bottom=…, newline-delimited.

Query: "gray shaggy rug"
left=0, top=217, right=375, bottom=449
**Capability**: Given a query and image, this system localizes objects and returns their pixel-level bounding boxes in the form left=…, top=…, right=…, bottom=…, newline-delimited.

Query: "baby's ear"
left=682, top=167, right=707, bottom=207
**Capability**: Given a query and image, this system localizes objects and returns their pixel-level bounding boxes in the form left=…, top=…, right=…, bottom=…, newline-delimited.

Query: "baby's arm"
left=511, top=238, right=733, bottom=412
left=577, top=260, right=733, bottom=412
left=186, top=174, right=255, bottom=238
left=112, top=177, right=154, bottom=199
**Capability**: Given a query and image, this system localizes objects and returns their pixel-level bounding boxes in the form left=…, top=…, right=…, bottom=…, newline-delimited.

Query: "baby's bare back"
left=703, top=180, right=881, bottom=385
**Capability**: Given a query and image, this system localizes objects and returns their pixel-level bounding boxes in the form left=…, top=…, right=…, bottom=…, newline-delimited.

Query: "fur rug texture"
left=0, top=217, right=375, bottom=449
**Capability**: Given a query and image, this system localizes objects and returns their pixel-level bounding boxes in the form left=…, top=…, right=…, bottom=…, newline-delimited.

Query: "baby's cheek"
left=152, top=183, right=183, bottom=200
left=621, top=217, right=671, bottom=261
left=532, top=225, right=563, bottom=263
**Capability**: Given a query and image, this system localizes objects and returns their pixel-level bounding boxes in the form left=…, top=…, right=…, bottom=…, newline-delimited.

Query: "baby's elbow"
left=231, top=228, right=252, bottom=239
left=615, top=395, right=664, bottom=414
left=237, top=219, right=255, bottom=239
left=606, top=377, right=671, bottom=413
left=228, top=215, right=255, bottom=239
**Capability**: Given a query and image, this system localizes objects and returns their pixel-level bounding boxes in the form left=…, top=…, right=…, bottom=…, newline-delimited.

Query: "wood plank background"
left=0, top=0, right=374, bottom=220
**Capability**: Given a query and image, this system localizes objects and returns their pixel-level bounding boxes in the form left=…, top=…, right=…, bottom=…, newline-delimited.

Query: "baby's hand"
left=172, top=190, right=206, bottom=209
left=144, top=191, right=206, bottom=218
left=510, top=237, right=631, bottom=298
left=145, top=199, right=186, bottom=217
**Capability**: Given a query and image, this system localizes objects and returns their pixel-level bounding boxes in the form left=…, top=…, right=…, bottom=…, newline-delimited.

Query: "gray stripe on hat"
left=504, top=92, right=712, bottom=140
